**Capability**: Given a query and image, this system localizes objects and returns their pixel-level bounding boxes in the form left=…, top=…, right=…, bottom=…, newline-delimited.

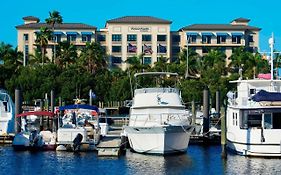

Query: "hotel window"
left=172, top=35, right=180, bottom=43
left=202, top=35, right=211, bottom=44
left=142, top=35, right=151, bottom=41
left=202, top=47, right=209, bottom=53
left=232, top=36, right=241, bottom=44
left=111, top=56, right=122, bottom=64
left=112, top=34, right=122, bottom=41
left=55, top=35, right=62, bottom=42
left=112, top=46, right=122, bottom=53
left=248, top=35, right=254, bottom=42
left=67, top=34, right=77, bottom=42
left=217, top=36, right=226, bottom=44
left=24, top=45, right=29, bottom=61
left=143, top=57, right=152, bottom=65
left=188, top=35, right=197, bottom=43
left=157, top=35, right=166, bottom=42
left=157, top=57, right=166, bottom=62
left=23, top=34, right=29, bottom=41
left=171, top=57, right=179, bottom=63
left=127, top=34, right=137, bottom=41
left=101, top=46, right=106, bottom=52
left=82, top=35, right=92, bottom=42
left=157, top=44, right=167, bottom=53
left=98, top=34, right=106, bottom=42
left=172, top=46, right=180, bottom=55
left=219, top=47, right=226, bottom=53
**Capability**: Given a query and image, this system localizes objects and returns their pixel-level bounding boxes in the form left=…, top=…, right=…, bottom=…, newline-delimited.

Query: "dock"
left=0, top=134, right=14, bottom=144
left=96, top=126, right=126, bottom=157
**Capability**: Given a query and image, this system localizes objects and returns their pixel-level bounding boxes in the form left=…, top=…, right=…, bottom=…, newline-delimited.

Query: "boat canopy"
left=59, top=104, right=99, bottom=112
left=16, top=111, right=55, bottom=117
left=252, top=90, right=281, bottom=102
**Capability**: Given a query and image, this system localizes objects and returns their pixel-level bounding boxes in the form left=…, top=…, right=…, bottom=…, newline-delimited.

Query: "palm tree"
left=45, top=10, right=63, bottom=63
left=78, top=42, right=107, bottom=74
left=56, top=41, right=77, bottom=68
left=35, top=26, right=52, bottom=65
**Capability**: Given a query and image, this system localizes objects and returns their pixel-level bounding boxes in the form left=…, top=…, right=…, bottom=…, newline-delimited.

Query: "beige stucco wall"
left=104, top=23, right=170, bottom=70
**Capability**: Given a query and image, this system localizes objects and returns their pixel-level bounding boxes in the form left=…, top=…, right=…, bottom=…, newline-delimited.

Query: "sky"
left=1, top=0, right=281, bottom=52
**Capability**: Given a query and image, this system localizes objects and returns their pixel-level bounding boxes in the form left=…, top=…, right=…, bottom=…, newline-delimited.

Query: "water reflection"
left=125, top=151, right=192, bottom=175
left=225, top=153, right=281, bottom=175
left=1, top=145, right=281, bottom=175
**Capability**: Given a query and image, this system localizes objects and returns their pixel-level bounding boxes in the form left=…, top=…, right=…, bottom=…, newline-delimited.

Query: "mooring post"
left=39, top=99, right=43, bottom=129
left=50, top=90, right=56, bottom=132
left=192, top=100, right=196, bottom=125
left=203, top=88, right=210, bottom=138
left=216, top=90, right=221, bottom=118
left=15, top=89, right=22, bottom=133
left=221, top=100, right=227, bottom=158
left=89, top=89, right=93, bottom=105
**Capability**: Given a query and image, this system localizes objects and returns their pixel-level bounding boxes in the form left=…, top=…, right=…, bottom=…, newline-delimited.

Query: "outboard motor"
left=29, top=130, right=40, bottom=147
left=73, top=133, right=83, bottom=151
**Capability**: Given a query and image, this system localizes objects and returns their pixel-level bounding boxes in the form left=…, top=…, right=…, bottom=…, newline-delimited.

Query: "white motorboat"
left=226, top=79, right=281, bottom=156
left=124, top=72, right=194, bottom=154
left=0, top=89, right=14, bottom=135
left=56, top=104, right=100, bottom=151
left=12, top=111, right=56, bottom=151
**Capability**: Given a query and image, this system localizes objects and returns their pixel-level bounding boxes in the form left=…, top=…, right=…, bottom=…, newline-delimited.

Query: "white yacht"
left=124, top=72, right=194, bottom=154
left=0, top=89, right=14, bottom=135
left=226, top=79, right=281, bottom=156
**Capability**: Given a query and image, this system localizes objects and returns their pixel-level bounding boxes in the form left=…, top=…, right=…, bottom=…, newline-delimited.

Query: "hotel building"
left=16, top=16, right=260, bottom=68
left=16, top=16, right=97, bottom=64
left=176, top=18, right=261, bottom=65
left=97, top=16, right=172, bottom=70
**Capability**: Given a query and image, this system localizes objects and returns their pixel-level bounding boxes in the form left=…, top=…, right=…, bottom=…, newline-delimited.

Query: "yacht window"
left=273, top=113, right=281, bottom=129
left=249, top=89, right=256, bottom=95
left=248, top=114, right=262, bottom=128
left=264, top=113, right=272, bottom=129
left=240, top=112, right=248, bottom=129
left=235, top=113, right=238, bottom=126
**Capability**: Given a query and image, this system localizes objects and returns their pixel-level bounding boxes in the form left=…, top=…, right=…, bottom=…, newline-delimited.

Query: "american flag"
left=143, top=44, right=153, bottom=54
left=128, top=43, right=137, bottom=53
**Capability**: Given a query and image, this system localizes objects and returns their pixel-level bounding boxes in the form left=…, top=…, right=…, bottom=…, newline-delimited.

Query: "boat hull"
left=125, top=125, right=193, bottom=154
left=227, top=139, right=281, bottom=157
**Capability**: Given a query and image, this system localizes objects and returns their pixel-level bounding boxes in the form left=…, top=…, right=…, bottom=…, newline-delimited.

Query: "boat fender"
left=73, top=133, right=83, bottom=151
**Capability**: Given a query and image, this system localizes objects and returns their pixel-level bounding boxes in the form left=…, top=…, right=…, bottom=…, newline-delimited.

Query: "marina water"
left=1, top=145, right=280, bottom=175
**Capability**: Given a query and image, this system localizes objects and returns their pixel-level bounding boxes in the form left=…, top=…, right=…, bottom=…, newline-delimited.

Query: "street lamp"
left=269, top=33, right=274, bottom=80
left=185, top=35, right=190, bottom=79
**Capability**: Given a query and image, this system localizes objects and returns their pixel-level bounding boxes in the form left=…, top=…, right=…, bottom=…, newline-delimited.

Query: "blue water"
left=0, top=145, right=280, bottom=175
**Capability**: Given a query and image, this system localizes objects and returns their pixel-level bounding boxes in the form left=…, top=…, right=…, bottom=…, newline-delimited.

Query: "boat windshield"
left=60, top=109, right=98, bottom=128
left=134, top=72, right=179, bottom=89
left=21, top=115, right=40, bottom=132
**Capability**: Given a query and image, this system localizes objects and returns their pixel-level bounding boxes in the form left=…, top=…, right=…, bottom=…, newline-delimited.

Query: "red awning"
left=16, top=111, right=55, bottom=118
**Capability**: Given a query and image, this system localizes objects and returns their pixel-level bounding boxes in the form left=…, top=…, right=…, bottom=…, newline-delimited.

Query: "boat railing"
left=130, top=112, right=190, bottom=126
left=134, top=87, right=179, bottom=95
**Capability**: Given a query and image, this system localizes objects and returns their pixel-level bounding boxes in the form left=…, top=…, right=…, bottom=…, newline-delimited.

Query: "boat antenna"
left=269, top=32, right=274, bottom=80
left=128, top=68, right=133, bottom=99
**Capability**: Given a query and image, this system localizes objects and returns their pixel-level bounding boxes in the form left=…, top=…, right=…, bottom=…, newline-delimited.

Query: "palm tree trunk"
left=53, top=25, right=56, bottom=63
left=41, top=47, right=44, bottom=66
